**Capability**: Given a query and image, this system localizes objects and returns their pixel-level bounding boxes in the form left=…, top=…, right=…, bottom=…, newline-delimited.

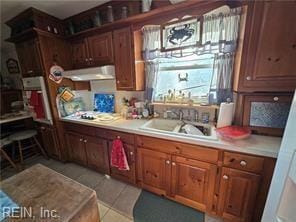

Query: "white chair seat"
left=9, top=130, right=37, bottom=141
left=0, top=137, right=12, bottom=147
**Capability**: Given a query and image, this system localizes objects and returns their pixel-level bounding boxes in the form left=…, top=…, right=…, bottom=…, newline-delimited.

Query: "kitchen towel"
left=217, top=102, right=234, bottom=128
left=111, top=138, right=130, bottom=171
left=29, top=91, right=45, bottom=119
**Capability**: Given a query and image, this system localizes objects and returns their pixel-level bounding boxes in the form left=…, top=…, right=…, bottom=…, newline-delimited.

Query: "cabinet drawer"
left=137, top=136, right=219, bottom=163
left=223, top=152, right=264, bottom=173
left=64, top=123, right=96, bottom=136
left=105, top=130, right=135, bottom=145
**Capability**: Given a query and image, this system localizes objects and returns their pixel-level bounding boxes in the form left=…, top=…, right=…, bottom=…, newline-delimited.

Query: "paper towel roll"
left=217, top=102, right=234, bottom=128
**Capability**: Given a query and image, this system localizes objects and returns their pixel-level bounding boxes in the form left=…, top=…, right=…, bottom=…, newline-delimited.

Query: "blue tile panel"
left=250, top=102, right=290, bottom=128
left=94, top=94, right=115, bottom=113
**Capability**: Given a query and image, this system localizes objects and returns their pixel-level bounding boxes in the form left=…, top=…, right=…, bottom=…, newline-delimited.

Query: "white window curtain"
left=200, top=7, right=242, bottom=54
left=144, top=62, right=159, bottom=102
left=142, top=25, right=161, bottom=61
left=211, top=53, right=234, bottom=104
left=142, top=7, right=242, bottom=103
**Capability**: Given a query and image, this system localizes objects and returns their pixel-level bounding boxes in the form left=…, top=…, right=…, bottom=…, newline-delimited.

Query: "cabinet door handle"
left=89, top=58, right=93, bottom=61
left=130, top=151, right=133, bottom=155
left=246, top=76, right=251, bottom=81
left=165, top=160, right=170, bottom=165
left=84, top=139, right=87, bottom=143
left=27, top=70, right=33, bottom=73
left=79, top=138, right=83, bottom=142
left=172, top=162, right=176, bottom=166
left=85, top=58, right=89, bottom=62
left=273, top=97, right=279, bottom=101
left=240, top=160, right=247, bottom=166
left=117, top=80, right=120, bottom=84
left=223, top=175, right=229, bottom=180
left=175, top=147, right=181, bottom=153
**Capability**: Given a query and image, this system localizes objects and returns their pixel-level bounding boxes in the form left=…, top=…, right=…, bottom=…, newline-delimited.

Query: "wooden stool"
left=0, top=138, right=18, bottom=170
left=9, top=130, right=48, bottom=165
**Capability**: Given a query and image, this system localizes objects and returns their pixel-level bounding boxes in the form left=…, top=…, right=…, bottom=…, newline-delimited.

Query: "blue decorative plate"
left=94, top=94, right=115, bottom=113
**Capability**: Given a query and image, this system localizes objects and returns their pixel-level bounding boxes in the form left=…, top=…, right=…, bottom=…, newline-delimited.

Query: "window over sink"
left=142, top=7, right=242, bottom=104
left=154, top=54, right=216, bottom=104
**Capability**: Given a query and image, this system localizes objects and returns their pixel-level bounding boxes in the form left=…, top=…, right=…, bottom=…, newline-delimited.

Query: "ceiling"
left=0, top=0, right=111, bottom=51
left=1, top=0, right=111, bottom=21
left=0, top=0, right=186, bottom=52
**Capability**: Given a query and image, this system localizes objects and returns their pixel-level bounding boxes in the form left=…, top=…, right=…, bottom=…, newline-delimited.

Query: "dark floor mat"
left=133, top=190, right=204, bottom=222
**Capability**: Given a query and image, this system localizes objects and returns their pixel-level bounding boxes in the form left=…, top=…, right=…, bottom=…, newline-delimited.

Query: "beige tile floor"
left=0, top=155, right=222, bottom=222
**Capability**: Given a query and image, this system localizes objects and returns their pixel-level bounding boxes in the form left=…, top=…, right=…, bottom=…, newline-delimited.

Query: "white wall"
left=0, top=26, right=23, bottom=90
left=73, top=79, right=145, bottom=113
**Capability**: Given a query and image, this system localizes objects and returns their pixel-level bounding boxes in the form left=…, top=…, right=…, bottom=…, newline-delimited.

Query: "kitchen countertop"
left=0, top=113, right=32, bottom=124
left=61, top=117, right=282, bottom=158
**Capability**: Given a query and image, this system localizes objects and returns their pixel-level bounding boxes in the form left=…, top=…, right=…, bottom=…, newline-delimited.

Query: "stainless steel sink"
left=140, top=119, right=217, bottom=140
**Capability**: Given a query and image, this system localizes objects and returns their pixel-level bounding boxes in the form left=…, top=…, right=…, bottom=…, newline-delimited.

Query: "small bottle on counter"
left=201, top=112, right=210, bottom=123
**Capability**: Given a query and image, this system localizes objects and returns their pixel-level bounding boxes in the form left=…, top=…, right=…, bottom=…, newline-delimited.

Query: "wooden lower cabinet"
left=137, top=148, right=217, bottom=213
left=85, top=135, right=109, bottom=174
left=66, top=131, right=110, bottom=173
left=38, top=123, right=59, bottom=158
left=137, top=148, right=171, bottom=195
left=171, top=156, right=217, bottom=212
left=218, top=167, right=261, bottom=222
left=66, top=132, right=87, bottom=165
left=108, top=141, right=136, bottom=184
left=63, top=124, right=273, bottom=222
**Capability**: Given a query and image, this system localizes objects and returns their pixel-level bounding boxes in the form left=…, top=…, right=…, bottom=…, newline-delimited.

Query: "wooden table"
left=0, top=164, right=100, bottom=221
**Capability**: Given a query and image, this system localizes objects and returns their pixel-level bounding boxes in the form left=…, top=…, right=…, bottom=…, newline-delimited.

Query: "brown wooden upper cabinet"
left=113, top=27, right=145, bottom=91
left=15, top=38, right=43, bottom=77
left=234, top=1, right=296, bottom=92
left=70, top=32, right=114, bottom=69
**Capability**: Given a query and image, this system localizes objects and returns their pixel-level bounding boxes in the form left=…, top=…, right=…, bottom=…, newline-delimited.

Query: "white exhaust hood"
left=63, top=66, right=115, bottom=81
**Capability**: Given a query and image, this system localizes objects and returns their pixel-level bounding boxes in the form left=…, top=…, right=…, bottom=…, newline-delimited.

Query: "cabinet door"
left=240, top=1, right=296, bottom=91
left=16, top=39, right=43, bottom=77
left=87, top=32, right=114, bottom=66
left=218, top=167, right=261, bottom=222
left=39, top=124, right=59, bottom=158
left=239, top=94, right=292, bottom=136
left=113, top=27, right=135, bottom=90
left=84, top=135, right=109, bottom=174
left=66, top=132, right=87, bottom=165
left=171, top=156, right=217, bottom=212
left=70, top=39, right=89, bottom=69
left=137, top=148, right=171, bottom=196
left=108, top=142, right=136, bottom=184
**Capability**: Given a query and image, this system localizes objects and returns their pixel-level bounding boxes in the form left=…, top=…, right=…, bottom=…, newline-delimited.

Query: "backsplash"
left=70, top=80, right=219, bottom=122
left=153, top=103, right=218, bottom=123
left=72, top=79, right=144, bottom=113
